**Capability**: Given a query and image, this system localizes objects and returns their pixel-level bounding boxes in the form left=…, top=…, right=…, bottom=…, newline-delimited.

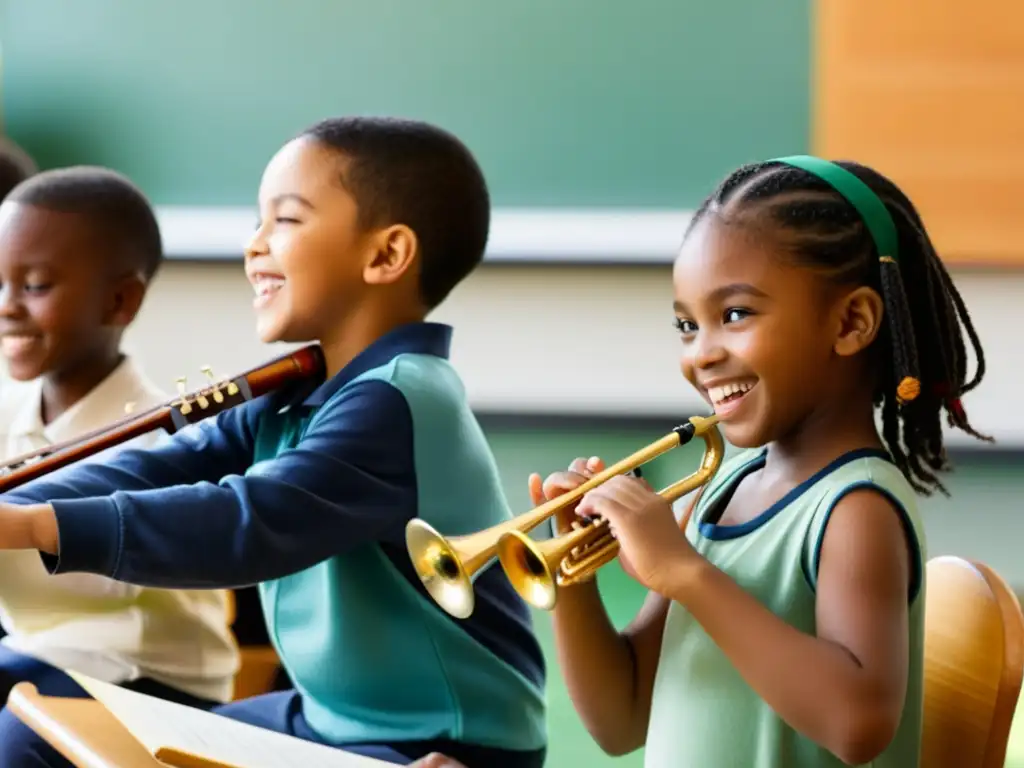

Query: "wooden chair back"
left=922, top=556, right=1024, bottom=767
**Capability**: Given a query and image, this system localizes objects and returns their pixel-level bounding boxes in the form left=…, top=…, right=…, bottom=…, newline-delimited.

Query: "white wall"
left=124, top=256, right=1014, bottom=449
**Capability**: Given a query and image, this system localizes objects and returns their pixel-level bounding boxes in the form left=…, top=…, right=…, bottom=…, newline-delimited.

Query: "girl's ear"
left=833, top=286, right=884, bottom=357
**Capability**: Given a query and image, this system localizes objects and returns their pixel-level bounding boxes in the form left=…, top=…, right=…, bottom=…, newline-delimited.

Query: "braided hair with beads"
left=686, top=156, right=989, bottom=495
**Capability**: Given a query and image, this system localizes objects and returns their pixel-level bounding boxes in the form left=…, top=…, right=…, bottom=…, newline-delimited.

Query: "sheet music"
left=68, top=672, right=390, bottom=768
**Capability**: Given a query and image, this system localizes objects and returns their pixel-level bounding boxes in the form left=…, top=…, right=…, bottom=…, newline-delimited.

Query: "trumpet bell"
left=497, top=521, right=620, bottom=610
left=496, top=530, right=560, bottom=611
left=405, top=519, right=476, bottom=620
left=405, top=503, right=570, bottom=619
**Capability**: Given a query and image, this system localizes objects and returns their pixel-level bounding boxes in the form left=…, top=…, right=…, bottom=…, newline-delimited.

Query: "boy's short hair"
left=0, top=138, right=38, bottom=203
left=7, top=165, right=163, bottom=280
left=301, top=116, right=490, bottom=309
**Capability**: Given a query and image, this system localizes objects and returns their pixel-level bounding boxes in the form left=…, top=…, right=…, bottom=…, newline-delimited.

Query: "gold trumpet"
left=405, top=414, right=724, bottom=619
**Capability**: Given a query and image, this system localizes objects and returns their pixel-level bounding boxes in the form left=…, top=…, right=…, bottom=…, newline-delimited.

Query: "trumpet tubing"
left=405, top=414, right=725, bottom=618
left=496, top=415, right=724, bottom=610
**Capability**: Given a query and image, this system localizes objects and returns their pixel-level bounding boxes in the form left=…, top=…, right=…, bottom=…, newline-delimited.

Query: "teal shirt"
left=251, top=329, right=547, bottom=750
left=645, top=448, right=925, bottom=768
left=22, top=323, right=546, bottom=755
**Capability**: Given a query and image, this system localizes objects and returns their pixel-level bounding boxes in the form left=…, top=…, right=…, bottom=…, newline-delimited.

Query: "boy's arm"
left=1, top=380, right=417, bottom=589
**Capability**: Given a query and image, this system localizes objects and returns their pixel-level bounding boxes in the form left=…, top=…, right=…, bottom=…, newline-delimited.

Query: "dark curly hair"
left=9, top=165, right=163, bottom=280
left=301, top=116, right=490, bottom=309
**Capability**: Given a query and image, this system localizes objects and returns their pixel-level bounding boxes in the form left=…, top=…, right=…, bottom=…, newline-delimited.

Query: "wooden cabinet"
left=813, top=0, right=1024, bottom=266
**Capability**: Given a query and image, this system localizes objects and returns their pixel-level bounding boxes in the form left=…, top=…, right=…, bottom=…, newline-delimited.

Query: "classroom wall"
left=3, top=0, right=1019, bottom=443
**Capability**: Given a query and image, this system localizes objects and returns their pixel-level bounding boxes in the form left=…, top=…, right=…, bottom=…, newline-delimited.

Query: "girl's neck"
left=761, top=389, right=884, bottom=485
left=40, top=350, right=125, bottom=426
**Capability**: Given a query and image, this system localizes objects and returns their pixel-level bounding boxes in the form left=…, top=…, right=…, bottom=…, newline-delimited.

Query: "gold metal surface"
left=498, top=415, right=724, bottom=610
left=406, top=414, right=724, bottom=618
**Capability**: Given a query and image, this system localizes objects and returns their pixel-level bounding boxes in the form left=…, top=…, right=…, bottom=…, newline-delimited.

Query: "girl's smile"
left=703, top=377, right=759, bottom=419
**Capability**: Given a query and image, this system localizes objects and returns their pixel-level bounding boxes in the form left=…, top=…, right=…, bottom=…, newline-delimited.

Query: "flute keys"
left=216, top=368, right=241, bottom=397
left=174, top=376, right=193, bottom=415
left=175, top=376, right=208, bottom=410
left=200, top=365, right=225, bottom=404
left=202, top=365, right=238, bottom=399
left=172, top=365, right=239, bottom=417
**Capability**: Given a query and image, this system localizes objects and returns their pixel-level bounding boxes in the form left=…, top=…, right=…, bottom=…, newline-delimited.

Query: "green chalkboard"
left=0, top=0, right=810, bottom=208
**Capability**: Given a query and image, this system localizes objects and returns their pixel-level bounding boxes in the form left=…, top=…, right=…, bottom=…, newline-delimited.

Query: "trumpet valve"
left=558, top=526, right=619, bottom=585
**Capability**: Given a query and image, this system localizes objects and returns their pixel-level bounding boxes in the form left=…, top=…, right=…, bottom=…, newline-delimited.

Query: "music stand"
left=8, top=682, right=169, bottom=767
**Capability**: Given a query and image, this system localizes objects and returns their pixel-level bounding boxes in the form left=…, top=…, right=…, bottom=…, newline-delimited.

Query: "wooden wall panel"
left=813, top=0, right=1024, bottom=266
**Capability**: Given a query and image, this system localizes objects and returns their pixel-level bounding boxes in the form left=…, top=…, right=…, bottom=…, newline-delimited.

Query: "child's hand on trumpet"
left=528, top=459, right=696, bottom=595
left=527, top=456, right=608, bottom=536
left=528, top=457, right=654, bottom=535
left=574, top=474, right=698, bottom=597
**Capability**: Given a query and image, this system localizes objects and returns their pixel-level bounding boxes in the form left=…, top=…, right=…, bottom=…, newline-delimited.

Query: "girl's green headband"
left=770, top=155, right=920, bottom=404
left=772, top=155, right=899, bottom=265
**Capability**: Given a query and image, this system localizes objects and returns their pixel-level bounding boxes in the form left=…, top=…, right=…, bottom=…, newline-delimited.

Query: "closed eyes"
left=253, top=216, right=302, bottom=230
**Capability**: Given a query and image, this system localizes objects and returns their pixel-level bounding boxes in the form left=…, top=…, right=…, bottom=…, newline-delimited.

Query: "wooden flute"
left=0, top=345, right=326, bottom=492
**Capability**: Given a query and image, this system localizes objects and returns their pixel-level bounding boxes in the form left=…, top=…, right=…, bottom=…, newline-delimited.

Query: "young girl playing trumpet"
left=528, top=156, right=989, bottom=767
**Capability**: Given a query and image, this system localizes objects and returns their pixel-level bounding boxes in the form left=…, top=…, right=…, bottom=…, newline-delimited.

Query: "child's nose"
left=0, top=286, right=24, bottom=317
left=692, top=333, right=728, bottom=369
left=243, top=225, right=271, bottom=260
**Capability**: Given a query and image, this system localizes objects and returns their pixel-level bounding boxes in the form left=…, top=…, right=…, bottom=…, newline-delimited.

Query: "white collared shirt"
left=0, top=357, right=240, bottom=703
